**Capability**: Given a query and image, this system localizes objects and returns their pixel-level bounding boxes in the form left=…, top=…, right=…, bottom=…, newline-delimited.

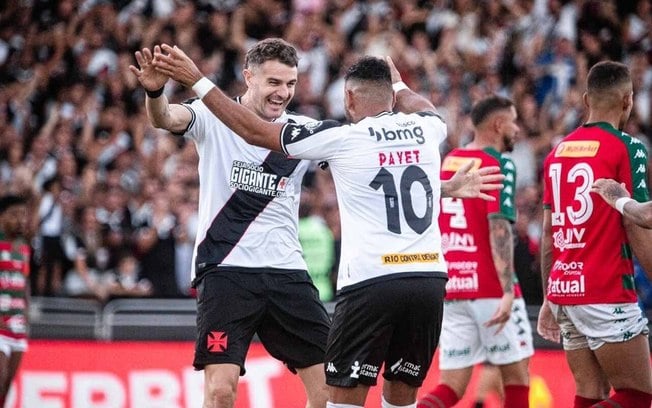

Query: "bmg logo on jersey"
left=368, top=125, right=425, bottom=144
left=229, top=160, right=288, bottom=198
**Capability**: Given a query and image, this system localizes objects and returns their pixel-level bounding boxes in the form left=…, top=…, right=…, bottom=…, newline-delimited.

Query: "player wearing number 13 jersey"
left=538, top=61, right=652, bottom=408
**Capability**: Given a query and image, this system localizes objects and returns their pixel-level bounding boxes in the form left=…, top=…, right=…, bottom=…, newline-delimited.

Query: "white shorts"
left=0, top=334, right=28, bottom=357
left=549, top=301, right=649, bottom=351
left=439, top=298, right=534, bottom=370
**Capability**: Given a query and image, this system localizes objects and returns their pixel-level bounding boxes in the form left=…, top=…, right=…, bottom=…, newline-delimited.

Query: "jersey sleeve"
left=416, top=111, right=447, bottom=144
left=488, top=156, right=517, bottom=222
left=280, top=119, right=343, bottom=161
left=542, top=150, right=554, bottom=209
left=179, top=98, right=206, bottom=142
left=621, top=136, right=650, bottom=202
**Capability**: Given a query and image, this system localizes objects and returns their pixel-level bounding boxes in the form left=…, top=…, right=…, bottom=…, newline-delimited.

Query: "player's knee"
left=305, top=383, right=329, bottom=408
left=204, top=381, right=237, bottom=407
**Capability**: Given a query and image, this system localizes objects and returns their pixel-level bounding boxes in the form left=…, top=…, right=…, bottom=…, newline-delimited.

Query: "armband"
left=145, top=87, right=165, bottom=98
left=615, top=197, right=635, bottom=215
left=192, top=77, right=216, bottom=99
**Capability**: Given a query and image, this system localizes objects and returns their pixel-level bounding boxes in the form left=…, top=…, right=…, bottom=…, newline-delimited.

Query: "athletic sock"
left=381, top=396, right=416, bottom=408
left=594, top=388, right=652, bottom=408
left=504, top=384, right=529, bottom=408
left=417, top=384, right=459, bottom=408
left=574, top=395, right=602, bottom=408
left=326, top=403, right=364, bottom=408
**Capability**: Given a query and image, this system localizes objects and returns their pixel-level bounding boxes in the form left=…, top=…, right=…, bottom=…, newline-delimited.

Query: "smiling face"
left=242, top=60, right=298, bottom=121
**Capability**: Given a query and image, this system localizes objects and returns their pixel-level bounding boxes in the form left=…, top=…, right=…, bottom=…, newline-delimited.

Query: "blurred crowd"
left=0, top=0, right=651, bottom=305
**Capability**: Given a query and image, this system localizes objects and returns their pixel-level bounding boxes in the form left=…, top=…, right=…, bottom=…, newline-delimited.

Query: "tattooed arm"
left=484, top=217, right=515, bottom=332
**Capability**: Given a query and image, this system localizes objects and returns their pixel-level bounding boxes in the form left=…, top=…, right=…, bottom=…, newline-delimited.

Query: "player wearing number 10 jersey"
left=538, top=61, right=652, bottom=408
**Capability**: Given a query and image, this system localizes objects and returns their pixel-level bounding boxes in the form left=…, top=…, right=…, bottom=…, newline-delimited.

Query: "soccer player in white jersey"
left=153, top=45, right=505, bottom=408
left=129, top=38, right=331, bottom=408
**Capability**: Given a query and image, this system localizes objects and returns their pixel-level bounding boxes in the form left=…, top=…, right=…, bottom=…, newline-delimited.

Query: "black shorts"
left=193, top=268, right=330, bottom=375
left=325, top=275, right=446, bottom=388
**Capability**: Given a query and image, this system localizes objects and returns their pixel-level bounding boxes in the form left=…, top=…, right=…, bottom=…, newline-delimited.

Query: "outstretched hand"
left=129, top=46, right=168, bottom=92
left=444, top=160, right=504, bottom=201
left=591, top=178, right=630, bottom=207
left=152, top=44, right=204, bottom=88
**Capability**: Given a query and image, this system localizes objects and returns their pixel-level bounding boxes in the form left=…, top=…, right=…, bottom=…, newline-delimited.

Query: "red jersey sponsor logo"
left=554, top=141, right=600, bottom=157
left=207, top=331, right=228, bottom=353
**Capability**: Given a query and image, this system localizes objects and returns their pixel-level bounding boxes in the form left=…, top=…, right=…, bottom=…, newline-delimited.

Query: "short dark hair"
left=344, top=56, right=392, bottom=85
left=244, top=38, right=299, bottom=69
left=587, top=61, right=631, bottom=94
left=0, top=195, right=27, bottom=214
left=470, top=95, right=515, bottom=127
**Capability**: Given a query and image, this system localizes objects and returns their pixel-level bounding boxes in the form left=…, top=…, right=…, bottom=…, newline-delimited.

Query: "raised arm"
left=152, top=44, right=283, bottom=151
left=129, top=45, right=192, bottom=134
left=385, top=56, right=437, bottom=114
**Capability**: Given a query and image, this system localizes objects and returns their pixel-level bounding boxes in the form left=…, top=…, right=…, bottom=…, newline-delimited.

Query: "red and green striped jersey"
left=542, top=122, right=649, bottom=305
left=439, top=147, right=522, bottom=299
left=0, top=231, right=30, bottom=340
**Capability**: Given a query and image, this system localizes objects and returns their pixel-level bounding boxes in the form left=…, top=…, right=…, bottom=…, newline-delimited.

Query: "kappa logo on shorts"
left=326, top=362, right=338, bottom=373
left=207, top=331, right=228, bottom=353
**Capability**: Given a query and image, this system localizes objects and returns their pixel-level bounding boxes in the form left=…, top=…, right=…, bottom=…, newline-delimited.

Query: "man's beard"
left=503, top=134, right=515, bottom=152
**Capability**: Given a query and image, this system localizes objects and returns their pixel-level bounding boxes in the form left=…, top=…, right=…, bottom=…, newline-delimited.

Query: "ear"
left=582, top=92, right=590, bottom=110
left=345, top=89, right=355, bottom=116
left=492, top=114, right=504, bottom=134
left=243, top=68, right=253, bottom=87
left=623, top=91, right=633, bottom=112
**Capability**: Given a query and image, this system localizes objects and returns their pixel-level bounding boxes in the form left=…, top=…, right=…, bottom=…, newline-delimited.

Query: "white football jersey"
left=181, top=98, right=313, bottom=281
left=280, top=111, right=448, bottom=291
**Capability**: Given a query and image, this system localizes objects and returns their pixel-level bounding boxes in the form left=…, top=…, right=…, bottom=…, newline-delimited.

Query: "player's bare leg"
left=565, top=348, right=610, bottom=400
left=383, top=379, right=418, bottom=407
left=297, top=363, right=328, bottom=408
left=202, top=363, right=240, bottom=408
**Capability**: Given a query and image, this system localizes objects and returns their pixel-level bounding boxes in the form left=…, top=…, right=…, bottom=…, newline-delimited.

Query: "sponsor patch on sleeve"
left=382, top=252, right=440, bottom=264
left=554, top=141, right=600, bottom=157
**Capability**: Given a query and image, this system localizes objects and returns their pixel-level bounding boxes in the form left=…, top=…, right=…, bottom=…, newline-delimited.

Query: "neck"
left=586, top=110, right=622, bottom=130
left=352, top=106, right=391, bottom=123
left=467, top=133, right=501, bottom=152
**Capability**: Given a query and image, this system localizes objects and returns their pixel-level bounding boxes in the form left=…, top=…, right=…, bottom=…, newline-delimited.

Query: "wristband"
left=392, top=81, right=409, bottom=92
left=192, top=77, right=215, bottom=99
left=145, top=87, right=165, bottom=98
left=615, top=197, right=635, bottom=214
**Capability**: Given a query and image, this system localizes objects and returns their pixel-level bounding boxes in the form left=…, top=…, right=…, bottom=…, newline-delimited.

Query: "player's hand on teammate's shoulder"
left=591, top=178, right=630, bottom=207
